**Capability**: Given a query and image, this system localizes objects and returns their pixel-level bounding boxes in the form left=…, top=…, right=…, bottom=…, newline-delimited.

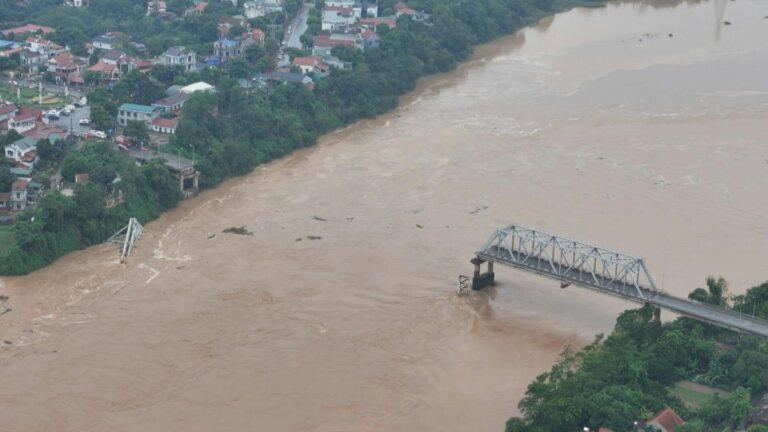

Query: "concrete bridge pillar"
left=471, top=257, right=495, bottom=290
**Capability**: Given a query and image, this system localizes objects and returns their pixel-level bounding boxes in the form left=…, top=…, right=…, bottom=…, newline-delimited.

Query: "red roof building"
left=150, top=117, right=179, bottom=134
left=2, top=24, right=55, bottom=37
left=648, top=407, right=685, bottom=432
left=313, top=35, right=356, bottom=49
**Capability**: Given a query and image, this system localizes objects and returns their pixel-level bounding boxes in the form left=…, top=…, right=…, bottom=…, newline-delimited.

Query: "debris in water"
left=307, top=235, right=323, bottom=240
left=416, top=224, right=423, bottom=229
left=295, top=237, right=303, bottom=241
left=3, top=340, right=11, bottom=345
left=1, top=308, right=11, bottom=315
left=723, top=20, right=731, bottom=25
left=223, top=226, right=253, bottom=236
left=176, top=266, right=185, bottom=270
left=313, top=216, right=328, bottom=222
left=469, top=205, right=489, bottom=215
left=668, top=33, right=673, bottom=37
left=207, top=233, right=216, bottom=239
left=345, top=217, right=354, bottom=221
left=0, top=295, right=8, bottom=302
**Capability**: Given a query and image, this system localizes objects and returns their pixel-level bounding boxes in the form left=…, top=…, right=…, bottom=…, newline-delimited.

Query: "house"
left=10, top=179, right=28, bottom=211
left=159, top=46, right=197, bottom=72
left=130, top=42, right=149, bottom=56
left=358, top=28, right=380, bottom=49
left=395, top=2, right=416, bottom=17
left=4, top=137, right=38, bottom=167
left=243, top=0, right=283, bottom=18
left=185, top=1, right=208, bottom=17
left=117, top=103, right=159, bottom=126
left=322, top=6, right=357, bottom=31
left=0, top=107, right=42, bottom=135
left=218, top=16, right=250, bottom=34
left=359, top=17, right=397, bottom=29
left=25, top=36, right=60, bottom=55
left=647, top=408, right=685, bottom=432
left=150, top=117, right=179, bottom=134
left=87, top=61, right=120, bottom=81
left=47, top=52, right=87, bottom=83
left=246, top=28, right=265, bottom=44
left=213, top=38, right=243, bottom=62
left=147, top=0, right=167, bottom=15
left=151, top=92, right=190, bottom=112
left=267, top=71, right=314, bottom=89
left=312, top=34, right=356, bottom=56
left=1, top=24, right=54, bottom=38
left=0, top=103, right=17, bottom=123
left=0, top=40, right=21, bottom=57
left=92, top=33, right=119, bottom=51
left=0, top=192, right=10, bottom=211
left=19, top=49, right=46, bottom=75
left=364, top=1, right=378, bottom=17
left=292, top=55, right=329, bottom=75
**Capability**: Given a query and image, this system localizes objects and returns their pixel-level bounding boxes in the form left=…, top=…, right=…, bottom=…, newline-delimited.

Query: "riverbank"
left=1, top=0, right=767, bottom=430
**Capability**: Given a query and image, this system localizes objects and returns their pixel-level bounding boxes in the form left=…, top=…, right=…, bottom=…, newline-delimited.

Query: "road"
left=286, top=3, right=311, bottom=49
left=277, top=2, right=312, bottom=67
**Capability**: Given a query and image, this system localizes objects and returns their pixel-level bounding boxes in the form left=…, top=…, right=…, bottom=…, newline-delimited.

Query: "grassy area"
left=0, top=84, right=71, bottom=108
left=671, top=381, right=730, bottom=408
left=0, top=225, right=16, bottom=255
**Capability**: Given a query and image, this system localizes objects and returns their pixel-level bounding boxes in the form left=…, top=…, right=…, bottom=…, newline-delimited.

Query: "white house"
left=10, top=179, right=28, bottom=211
left=5, top=137, right=37, bottom=168
left=159, top=46, right=197, bottom=72
left=322, top=6, right=357, bottom=31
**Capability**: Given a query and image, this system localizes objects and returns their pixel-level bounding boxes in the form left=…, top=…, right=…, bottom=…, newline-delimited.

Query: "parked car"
left=46, top=110, right=60, bottom=120
left=74, top=97, right=87, bottom=107
left=78, top=118, right=90, bottom=126
left=90, top=130, right=107, bottom=139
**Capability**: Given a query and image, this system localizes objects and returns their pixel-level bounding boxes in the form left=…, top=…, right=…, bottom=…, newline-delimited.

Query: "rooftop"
left=152, top=92, right=190, bottom=107
left=119, top=103, right=157, bottom=114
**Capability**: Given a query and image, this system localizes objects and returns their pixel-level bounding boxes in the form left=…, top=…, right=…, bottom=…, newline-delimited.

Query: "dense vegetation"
left=0, top=0, right=587, bottom=273
left=506, top=278, right=768, bottom=432
left=0, top=141, right=180, bottom=274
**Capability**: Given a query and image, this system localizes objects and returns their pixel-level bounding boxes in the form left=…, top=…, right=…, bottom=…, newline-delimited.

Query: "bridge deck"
left=479, top=246, right=768, bottom=338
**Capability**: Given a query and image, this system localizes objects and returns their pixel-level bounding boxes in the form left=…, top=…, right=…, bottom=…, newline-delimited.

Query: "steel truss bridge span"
left=473, top=224, right=768, bottom=338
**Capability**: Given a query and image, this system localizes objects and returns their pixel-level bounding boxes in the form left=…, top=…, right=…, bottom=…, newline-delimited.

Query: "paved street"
left=286, top=3, right=311, bottom=49
left=48, top=105, right=91, bottom=135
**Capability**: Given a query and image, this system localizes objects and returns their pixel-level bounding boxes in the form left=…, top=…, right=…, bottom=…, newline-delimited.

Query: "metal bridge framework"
left=470, top=224, right=768, bottom=338
left=107, top=218, right=144, bottom=263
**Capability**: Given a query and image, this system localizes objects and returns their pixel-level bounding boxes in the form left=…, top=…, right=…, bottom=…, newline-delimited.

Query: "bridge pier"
left=471, top=257, right=495, bottom=290
left=645, top=303, right=661, bottom=323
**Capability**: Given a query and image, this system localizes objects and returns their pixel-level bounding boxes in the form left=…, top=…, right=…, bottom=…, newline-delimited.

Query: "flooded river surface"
left=2, top=1, right=768, bottom=430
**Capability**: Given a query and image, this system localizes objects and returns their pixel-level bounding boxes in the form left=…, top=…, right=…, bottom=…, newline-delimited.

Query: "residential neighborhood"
left=0, top=0, right=431, bottom=231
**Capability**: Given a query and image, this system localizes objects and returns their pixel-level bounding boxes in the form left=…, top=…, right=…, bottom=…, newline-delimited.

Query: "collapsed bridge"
left=469, top=224, right=768, bottom=338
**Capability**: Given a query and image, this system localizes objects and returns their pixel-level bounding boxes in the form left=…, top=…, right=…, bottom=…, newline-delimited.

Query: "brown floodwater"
left=1, top=1, right=767, bottom=430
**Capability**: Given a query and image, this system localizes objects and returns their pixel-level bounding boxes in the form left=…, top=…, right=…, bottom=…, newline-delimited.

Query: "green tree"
left=0, top=166, right=14, bottom=191
left=123, top=120, right=150, bottom=145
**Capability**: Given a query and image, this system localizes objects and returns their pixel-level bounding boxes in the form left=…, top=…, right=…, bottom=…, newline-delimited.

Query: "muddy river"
left=1, top=0, right=767, bottom=430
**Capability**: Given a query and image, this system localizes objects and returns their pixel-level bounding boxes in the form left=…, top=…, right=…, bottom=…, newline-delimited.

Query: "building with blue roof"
left=117, top=103, right=159, bottom=126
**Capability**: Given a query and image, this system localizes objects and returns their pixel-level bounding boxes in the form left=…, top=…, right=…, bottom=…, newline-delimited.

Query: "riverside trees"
left=505, top=279, right=768, bottom=432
